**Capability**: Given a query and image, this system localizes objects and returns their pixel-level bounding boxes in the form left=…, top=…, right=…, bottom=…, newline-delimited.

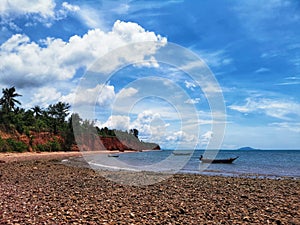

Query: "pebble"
left=0, top=159, right=299, bottom=224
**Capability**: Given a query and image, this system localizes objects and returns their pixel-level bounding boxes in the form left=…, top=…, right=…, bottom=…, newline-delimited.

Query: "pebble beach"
left=0, top=153, right=299, bottom=224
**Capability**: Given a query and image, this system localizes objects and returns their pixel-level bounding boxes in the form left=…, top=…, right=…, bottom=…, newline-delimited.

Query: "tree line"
left=0, top=86, right=140, bottom=152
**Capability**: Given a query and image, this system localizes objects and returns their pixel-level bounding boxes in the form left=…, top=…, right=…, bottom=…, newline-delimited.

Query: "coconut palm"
left=32, top=105, right=42, bottom=117
left=0, top=86, right=22, bottom=112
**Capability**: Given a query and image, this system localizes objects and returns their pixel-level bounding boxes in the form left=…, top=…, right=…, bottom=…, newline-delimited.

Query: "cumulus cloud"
left=30, top=87, right=62, bottom=108
left=99, top=115, right=130, bottom=131
left=166, top=131, right=196, bottom=143
left=98, top=110, right=168, bottom=140
left=61, top=84, right=115, bottom=107
left=131, top=110, right=161, bottom=136
left=98, top=109, right=200, bottom=148
left=0, top=34, right=75, bottom=88
left=229, top=97, right=300, bottom=120
left=0, top=20, right=167, bottom=107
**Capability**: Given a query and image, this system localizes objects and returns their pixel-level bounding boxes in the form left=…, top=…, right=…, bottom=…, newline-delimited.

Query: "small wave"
left=89, top=161, right=141, bottom=172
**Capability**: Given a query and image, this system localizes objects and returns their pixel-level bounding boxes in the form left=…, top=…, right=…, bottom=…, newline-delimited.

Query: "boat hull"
left=200, top=156, right=238, bottom=164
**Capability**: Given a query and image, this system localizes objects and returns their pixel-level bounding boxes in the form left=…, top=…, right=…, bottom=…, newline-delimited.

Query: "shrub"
left=6, top=138, right=28, bottom=152
left=0, top=137, right=10, bottom=152
left=49, top=138, right=62, bottom=151
left=34, top=138, right=62, bottom=152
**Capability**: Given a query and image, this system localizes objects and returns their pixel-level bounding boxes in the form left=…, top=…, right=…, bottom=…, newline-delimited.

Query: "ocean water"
left=85, top=150, right=300, bottom=179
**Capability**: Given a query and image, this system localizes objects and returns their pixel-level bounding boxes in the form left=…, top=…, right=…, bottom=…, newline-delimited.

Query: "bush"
left=0, top=137, right=10, bottom=152
left=35, top=143, right=49, bottom=152
left=34, top=138, right=62, bottom=152
left=5, top=138, right=28, bottom=152
left=49, top=138, right=62, bottom=151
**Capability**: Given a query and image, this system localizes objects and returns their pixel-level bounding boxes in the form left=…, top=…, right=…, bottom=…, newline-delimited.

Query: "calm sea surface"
left=86, top=150, right=300, bottom=179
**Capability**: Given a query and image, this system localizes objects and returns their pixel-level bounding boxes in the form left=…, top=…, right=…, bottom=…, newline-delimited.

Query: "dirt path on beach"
left=0, top=150, right=135, bottom=163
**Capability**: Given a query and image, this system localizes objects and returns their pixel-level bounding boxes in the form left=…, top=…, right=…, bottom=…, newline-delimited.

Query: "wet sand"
left=0, top=154, right=299, bottom=224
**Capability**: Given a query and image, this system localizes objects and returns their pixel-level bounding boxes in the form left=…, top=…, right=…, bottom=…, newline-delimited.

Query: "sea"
left=81, top=150, right=300, bottom=179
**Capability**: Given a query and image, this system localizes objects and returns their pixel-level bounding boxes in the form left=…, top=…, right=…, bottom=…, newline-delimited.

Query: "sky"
left=0, top=0, right=300, bottom=149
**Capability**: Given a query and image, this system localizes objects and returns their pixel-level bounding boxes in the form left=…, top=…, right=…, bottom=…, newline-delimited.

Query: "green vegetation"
left=0, top=137, right=28, bottom=153
left=0, top=86, right=75, bottom=152
left=0, top=86, right=151, bottom=152
left=34, top=138, right=62, bottom=152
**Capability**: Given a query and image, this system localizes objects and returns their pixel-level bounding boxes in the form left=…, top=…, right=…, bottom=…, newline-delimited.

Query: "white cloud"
left=62, top=2, right=80, bottom=12
left=30, top=87, right=62, bottom=108
left=255, top=67, right=270, bottom=73
left=184, top=98, right=200, bottom=104
left=111, top=3, right=130, bottom=14
left=54, top=2, right=80, bottom=20
left=78, top=5, right=104, bottom=29
left=116, top=87, right=138, bottom=99
left=61, top=84, right=115, bottom=107
left=270, top=122, right=300, bottom=133
left=233, top=0, right=300, bottom=44
left=275, top=76, right=300, bottom=85
left=275, top=81, right=300, bottom=86
left=166, top=131, right=196, bottom=144
left=98, top=110, right=170, bottom=142
left=0, top=20, right=166, bottom=107
left=131, top=110, right=161, bottom=135
left=198, top=49, right=232, bottom=68
left=184, top=80, right=196, bottom=90
left=180, top=60, right=206, bottom=71
left=0, top=34, right=76, bottom=88
left=201, top=81, right=224, bottom=96
left=99, top=115, right=130, bottom=131
left=0, top=1, right=81, bottom=27
left=229, top=97, right=300, bottom=120
left=199, top=131, right=213, bottom=146
left=0, top=0, right=56, bottom=18
left=223, top=123, right=300, bottom=150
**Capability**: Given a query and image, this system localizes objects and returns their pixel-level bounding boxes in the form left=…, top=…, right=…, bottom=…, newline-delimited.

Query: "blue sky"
left=0, top=0, right=300, bottom=149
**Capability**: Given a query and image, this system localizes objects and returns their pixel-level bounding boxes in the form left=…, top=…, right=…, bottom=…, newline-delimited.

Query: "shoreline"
left=1, top=150, right=298, bottom=181
left=0, top=149, right=161, bottom=163
left=0, top=159, right=299, bottom=224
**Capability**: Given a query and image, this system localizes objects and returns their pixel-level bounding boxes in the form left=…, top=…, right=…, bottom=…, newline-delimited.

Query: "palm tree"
left=0, top=86, right=22, bottom=112
left=47, top=102, right=70, bottom=134
left=32, top=105, right=42, bottom=118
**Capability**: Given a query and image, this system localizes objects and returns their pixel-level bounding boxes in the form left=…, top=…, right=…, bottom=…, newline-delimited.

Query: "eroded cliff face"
left=0, top=129, right=160, bottom=152
left=74, top=134, right=160, bottom=152
left=0, top=129, right=64, bottom=152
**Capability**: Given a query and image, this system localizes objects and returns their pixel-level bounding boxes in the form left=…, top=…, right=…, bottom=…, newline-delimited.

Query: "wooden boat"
left=108, top=154, right=119, bottom=157
left=199, top=155, right=238, bottom=164
left=172, top=152, right=192, bottom=156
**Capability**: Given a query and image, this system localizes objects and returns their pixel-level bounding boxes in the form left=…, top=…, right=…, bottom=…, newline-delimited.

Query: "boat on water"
left=199, top=155, right=238, bottom=164
left=108, top=154, right=119, bottom=157
left=172, top=152, right=192, bottom=156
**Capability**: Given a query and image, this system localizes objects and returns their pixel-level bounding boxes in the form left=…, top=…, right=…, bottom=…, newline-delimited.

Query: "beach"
left=0, top=153, right=299, bottom=224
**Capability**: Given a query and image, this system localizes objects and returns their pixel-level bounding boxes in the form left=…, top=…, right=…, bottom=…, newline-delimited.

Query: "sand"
left=0, top=153, right=299, bottom=224
left=0, top=150, right=138, bottom=163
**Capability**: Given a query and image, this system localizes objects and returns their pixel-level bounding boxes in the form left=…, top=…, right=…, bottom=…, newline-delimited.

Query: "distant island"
left=237, top=147, right=259, bottom=150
